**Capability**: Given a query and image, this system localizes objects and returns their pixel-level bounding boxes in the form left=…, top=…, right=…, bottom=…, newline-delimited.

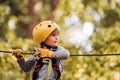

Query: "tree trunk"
left=20, top=0, right=59, bottom=38
left=20, top=0, right=42, bottom=38
left=48, top=0, right=59, bottom=20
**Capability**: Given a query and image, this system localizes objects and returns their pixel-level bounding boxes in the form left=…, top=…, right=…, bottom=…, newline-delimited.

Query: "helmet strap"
left=40, top=42, right=45, bottom=48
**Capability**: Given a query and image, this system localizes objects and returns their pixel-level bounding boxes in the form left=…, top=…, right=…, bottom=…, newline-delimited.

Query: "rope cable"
left=0, top=50, right=120, bottom=56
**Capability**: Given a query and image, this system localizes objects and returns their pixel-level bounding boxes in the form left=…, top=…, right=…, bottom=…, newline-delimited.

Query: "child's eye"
left=52, top=34, right=56, bottom=36
left=52, top=33, right=59, bottom=37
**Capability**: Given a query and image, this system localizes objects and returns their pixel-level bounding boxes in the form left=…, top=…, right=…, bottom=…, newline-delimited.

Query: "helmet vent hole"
left=48, top=25, right=51, bottom=27
left=40, top=24, right=42, bottom=26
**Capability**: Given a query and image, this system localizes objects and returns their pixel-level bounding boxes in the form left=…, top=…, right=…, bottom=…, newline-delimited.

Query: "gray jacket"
left=17, top=46, right=70, bottom=80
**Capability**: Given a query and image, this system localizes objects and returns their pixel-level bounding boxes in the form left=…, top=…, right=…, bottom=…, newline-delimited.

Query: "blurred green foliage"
left=0, top=0, right=120, bottom=80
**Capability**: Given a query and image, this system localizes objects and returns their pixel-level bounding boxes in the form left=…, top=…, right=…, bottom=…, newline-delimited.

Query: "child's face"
left=45, top=28, right=60, bottom=47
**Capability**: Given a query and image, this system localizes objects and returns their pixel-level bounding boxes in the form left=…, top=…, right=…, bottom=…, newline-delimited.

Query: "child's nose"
left=55, top=36, right=59, bottom=40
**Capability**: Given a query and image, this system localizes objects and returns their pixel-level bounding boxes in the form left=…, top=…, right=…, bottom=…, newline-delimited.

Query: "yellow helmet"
left=32, top=20, right=60, bottom=44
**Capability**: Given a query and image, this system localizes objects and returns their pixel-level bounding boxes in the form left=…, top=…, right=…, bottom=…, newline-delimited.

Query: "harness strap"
left=52, top=58, right=61, bottom=80
left=42, top=58, right=52, bottom=80
left=30, top=61, right=37, bottom=80
left=32, top=58, right=61, bottom=80
left=32, top=58, right=44, bottom=80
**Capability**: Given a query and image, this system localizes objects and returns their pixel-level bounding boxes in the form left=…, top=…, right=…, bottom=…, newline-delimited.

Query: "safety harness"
left=32, top=58, right=61, bottom=80
left=32, top=44, right=61, bottom=80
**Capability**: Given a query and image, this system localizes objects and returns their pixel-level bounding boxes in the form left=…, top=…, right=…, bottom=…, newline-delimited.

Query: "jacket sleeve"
left=54, top=46, right=70, bottom=60
left=17, top=54, right=35, bottom=72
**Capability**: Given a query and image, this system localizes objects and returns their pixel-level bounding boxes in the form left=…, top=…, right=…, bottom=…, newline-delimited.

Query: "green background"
left=0, top=0, right=120, bottom=80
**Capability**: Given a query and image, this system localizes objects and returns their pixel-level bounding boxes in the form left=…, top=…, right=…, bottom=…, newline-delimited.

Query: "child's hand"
left=35, top=48, right=54, bottom=58
left=12, top=49, right=24, bottom=61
